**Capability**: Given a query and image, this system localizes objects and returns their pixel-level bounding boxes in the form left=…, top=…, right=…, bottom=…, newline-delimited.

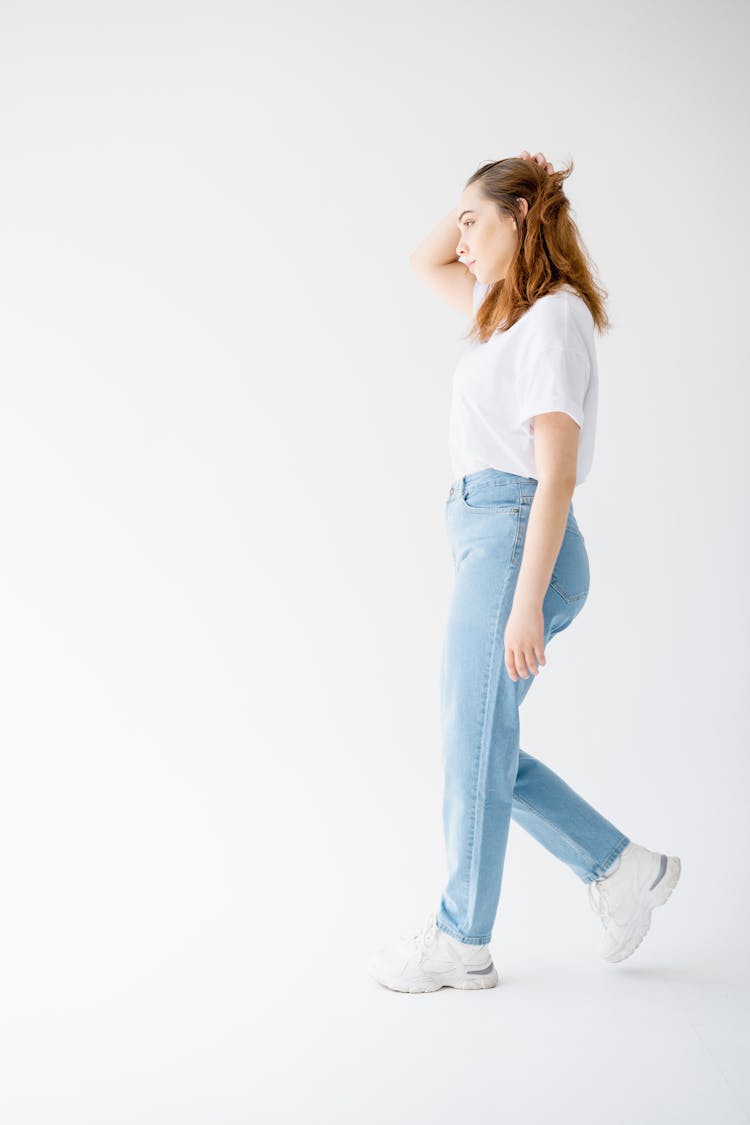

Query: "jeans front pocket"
left=550, top=525, right=590, bottom=604
left=460, top=480, right=520, bottom=515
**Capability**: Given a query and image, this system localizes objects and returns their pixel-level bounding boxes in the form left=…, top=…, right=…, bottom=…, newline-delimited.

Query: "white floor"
left=356, top=946, right=750, bottom=1125
left=0, top=725, right=744, bottom=1124
left=2, top=888, right=747, bottom=1124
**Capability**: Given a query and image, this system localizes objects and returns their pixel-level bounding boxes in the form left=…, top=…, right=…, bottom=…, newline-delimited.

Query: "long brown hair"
left=464, top=157, right=611, bottom=342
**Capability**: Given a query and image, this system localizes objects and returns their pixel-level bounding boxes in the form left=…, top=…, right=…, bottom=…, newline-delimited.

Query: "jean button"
left=449, top=487, right=454, bottom=494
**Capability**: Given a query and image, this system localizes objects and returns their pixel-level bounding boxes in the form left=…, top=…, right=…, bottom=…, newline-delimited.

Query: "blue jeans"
left=436, top=468, right=630, bottom=946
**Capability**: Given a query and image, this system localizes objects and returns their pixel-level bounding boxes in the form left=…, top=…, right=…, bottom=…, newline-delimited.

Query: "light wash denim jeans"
left=436, top=468, right=630, bottom=946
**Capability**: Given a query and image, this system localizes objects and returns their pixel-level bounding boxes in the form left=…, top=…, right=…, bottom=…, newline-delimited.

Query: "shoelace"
left=587, top=878, right=615, bottom=928
left=410, top=911, right=438, bottom=963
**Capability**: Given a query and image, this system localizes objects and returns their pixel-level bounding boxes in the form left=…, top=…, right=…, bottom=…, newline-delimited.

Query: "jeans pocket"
left=460, top=481, right=520, bottom=514
left=550, top=526, right=590, bottom=604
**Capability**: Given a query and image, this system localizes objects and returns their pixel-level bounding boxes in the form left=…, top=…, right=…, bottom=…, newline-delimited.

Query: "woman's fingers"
left=508, top=648, right=531, bottom=680
left=506, top=643, right=546, bottom=680
left=519, top=149, right=554, bottom=175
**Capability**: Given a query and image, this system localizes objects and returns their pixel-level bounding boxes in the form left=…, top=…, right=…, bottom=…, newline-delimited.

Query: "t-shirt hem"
left=519, top=399, right=584, bottom=430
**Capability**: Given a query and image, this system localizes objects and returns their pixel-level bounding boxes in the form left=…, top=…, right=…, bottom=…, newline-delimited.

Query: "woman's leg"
left=436, top=471, right=629, bottom=946
left=509, top=582, right=630, bottom=883
left=436, top=480, right=523, bottom=945
left=512, top=748, right=630, bottom=883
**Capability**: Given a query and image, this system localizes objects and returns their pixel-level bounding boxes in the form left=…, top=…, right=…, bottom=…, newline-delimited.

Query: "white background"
left=1, top=1, right=748, bottom=1122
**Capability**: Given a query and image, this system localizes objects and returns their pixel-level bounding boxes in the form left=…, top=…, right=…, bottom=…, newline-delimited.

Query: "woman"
left=368, top=150, right=681, bottom=994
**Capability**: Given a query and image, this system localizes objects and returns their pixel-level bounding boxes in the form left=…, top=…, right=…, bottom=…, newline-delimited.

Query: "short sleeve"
left=472, top=279, right=490, bottom=315
left=516, top=346, right=590, bottom=432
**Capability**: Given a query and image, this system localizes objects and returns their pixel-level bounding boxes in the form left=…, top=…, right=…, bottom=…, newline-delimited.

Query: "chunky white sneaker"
left=588, top=842, right=682, bottom=963
left=367, top=911, right=498, bottom=993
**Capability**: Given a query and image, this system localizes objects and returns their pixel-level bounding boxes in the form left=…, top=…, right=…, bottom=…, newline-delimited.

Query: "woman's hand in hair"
left=519, top=150, right=554, bottom=175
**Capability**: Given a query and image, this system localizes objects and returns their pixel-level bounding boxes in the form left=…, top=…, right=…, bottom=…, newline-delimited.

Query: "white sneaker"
left=367, top=911, right=499, bottom=993
left=588, top=842, right=682, bottom=963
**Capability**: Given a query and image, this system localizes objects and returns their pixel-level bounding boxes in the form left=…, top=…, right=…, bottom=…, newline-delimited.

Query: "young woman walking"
left=368, top=149, right=681, bottom=993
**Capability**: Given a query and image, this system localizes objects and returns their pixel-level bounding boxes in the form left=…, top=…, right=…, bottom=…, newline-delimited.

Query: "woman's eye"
left=464, top=220, right=474, bottom=228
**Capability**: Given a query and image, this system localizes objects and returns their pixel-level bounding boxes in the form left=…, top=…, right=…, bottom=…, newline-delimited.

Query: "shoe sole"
left=603, top=855, right=682, bottom=964
left=368, top=966, right=500, bottom=993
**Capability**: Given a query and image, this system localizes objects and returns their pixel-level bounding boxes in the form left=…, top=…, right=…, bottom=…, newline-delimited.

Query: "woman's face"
left=455, top=184, right=528, bottom=285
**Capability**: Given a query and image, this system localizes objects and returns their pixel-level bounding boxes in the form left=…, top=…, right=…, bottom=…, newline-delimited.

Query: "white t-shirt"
left=448, top=280, right=599, bottom=486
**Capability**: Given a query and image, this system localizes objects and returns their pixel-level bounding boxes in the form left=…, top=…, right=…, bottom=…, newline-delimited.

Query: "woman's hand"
left=504, top=600, right=547, bottom=681
left=519, top=150, right=554, bottom=175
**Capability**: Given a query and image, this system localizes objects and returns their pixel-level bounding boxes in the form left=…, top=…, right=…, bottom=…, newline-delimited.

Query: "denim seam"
left=550, top=581, right=588, bottom=606
left=587, top=836, right=631, bottom=882
left=510, top=499, right=523, bottom=567
left=435, top=917, right=491, bottom=946
left=462, top=502, right=520, bottom=515
left=464, top=537, right=518, bottom=932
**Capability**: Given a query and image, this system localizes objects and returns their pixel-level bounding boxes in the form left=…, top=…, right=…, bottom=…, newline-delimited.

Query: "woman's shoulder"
left=532, top=283, right=584, bottom=312
left=537, top=283, right=593, bottom=328
left=475, top=282, right=595, bottom=348
left=526, top=286, right=594, bottom=350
